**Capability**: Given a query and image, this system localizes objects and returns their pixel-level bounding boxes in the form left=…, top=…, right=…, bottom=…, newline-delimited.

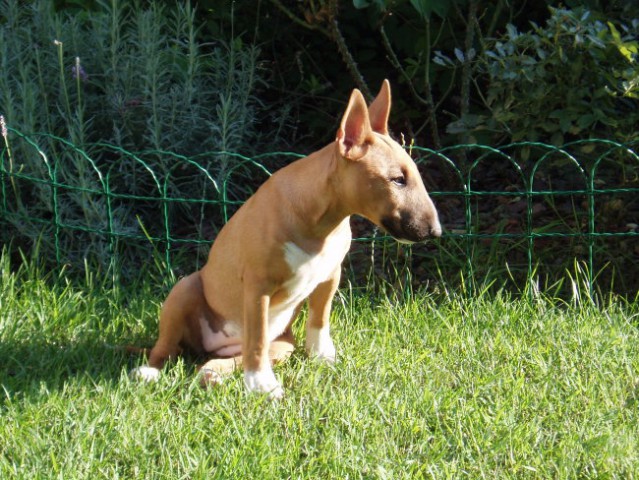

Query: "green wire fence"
left=1, top=125, right=638, bottom=296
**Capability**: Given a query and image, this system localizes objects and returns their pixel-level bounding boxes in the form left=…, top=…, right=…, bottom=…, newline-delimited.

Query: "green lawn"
left=1, top=260, right=638, bottom=479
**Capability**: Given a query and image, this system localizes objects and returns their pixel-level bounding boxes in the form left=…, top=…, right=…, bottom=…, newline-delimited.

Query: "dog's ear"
left=368, top=79, right=391, bottom=135
left=336, top=88, right=373, bottom=161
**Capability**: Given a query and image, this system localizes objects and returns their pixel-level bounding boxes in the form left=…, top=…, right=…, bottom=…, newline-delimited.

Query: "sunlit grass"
left=1, top=256, right=638, bottom=478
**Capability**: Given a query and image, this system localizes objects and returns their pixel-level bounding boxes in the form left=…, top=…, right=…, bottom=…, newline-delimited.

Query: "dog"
left=130, top=80, right=441, bottom=398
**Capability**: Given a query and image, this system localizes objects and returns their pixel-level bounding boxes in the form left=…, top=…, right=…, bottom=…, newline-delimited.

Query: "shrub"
left=441, top=7, right=639, bottom=145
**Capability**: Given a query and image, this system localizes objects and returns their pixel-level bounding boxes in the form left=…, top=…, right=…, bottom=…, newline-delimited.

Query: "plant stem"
left=460, top=0, right=478, bottom=136
left=379, top=24, right=442, bottom=149
left=328, top=18, right=372, bottom=100
left=270, top=0, right=371, bottom=99
left=54, top=40, right=73, bottom=137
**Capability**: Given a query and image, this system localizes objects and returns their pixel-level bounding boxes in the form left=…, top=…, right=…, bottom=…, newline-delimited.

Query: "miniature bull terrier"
left=131, top=80, right=441, bottom=398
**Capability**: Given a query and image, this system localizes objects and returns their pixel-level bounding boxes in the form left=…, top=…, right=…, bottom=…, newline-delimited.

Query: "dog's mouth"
left=381, top=215, right=442, bottom=243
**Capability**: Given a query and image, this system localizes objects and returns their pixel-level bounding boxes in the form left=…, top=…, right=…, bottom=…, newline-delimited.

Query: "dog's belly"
left=199, top=233, right=349, bottom=357
left=199, top=318, right=242, bottom=357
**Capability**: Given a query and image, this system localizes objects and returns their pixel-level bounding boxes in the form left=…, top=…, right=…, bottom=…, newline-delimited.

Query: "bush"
left=441, top=7, right=639, bottom=145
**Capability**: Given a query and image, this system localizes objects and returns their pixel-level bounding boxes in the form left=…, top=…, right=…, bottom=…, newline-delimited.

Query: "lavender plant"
left=0, top=0, right=283, bottom=276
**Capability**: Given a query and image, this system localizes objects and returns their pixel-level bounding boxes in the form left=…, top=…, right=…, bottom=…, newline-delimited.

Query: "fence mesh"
left=1, top=125, right=638, bottom=295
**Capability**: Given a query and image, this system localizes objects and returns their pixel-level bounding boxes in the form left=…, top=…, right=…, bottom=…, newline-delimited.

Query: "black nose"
left=381, top=215, right=440, bottom=243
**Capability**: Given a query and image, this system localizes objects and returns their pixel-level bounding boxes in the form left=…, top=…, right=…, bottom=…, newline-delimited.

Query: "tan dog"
left=131, top=80, right=441, bottom=398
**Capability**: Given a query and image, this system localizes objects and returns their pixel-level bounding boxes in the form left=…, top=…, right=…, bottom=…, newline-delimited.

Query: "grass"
left=1, top=257, right=639, bottom=479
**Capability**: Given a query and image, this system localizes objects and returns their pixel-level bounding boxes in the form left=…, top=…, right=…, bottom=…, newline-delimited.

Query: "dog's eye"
left=391, top=175, right=406, bottom=187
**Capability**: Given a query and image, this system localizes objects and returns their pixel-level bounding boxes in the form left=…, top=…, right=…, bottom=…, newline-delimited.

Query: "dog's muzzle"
left=382, top=214, right=442, bottom=244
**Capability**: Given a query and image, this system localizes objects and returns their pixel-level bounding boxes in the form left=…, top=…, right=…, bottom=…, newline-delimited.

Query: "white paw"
left=306, top=326, right=336, bottom=363
left=130, top=365, right=160, bottom=382
left=244, top=368, right=284, bottom=400
left=198, top=368, right=224, bottom=386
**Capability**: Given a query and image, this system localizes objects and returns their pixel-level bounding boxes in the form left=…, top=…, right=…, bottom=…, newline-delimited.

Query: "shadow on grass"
left=0, top=338, right=134, bottom=399
left=0, top=335, right=311, bottom=403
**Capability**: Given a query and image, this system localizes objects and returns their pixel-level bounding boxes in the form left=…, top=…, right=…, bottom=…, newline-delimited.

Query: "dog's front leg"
left=306, top=269, right=341, bottom=362
left=242, top=287, right=284, bottom=399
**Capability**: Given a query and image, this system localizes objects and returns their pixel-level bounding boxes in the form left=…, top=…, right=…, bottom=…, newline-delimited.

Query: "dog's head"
left=335, top=80, right=441, bottom=243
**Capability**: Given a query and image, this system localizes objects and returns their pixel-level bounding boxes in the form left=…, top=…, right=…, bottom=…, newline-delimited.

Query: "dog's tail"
left=124, top=345, right=151, bottom=357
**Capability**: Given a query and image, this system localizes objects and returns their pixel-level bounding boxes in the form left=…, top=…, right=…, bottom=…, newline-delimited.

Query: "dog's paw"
left=198, top=368, right=224, bottom=388
left=129, top=365, right=161, bottom=382
left=306, top=327, right=336, bottom=363
left=244, top=368, right=284, bottom=400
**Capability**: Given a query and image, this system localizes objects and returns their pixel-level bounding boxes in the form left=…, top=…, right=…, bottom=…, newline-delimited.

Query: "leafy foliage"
left=4, top=1, right=639, bottom=151
left=0, top=0, right=276, bottom=155
left=444, top=8, right=639, bottom=145
left=0, top=0, right=288, bottom=271
left=2, top=0, right=638, bottom=280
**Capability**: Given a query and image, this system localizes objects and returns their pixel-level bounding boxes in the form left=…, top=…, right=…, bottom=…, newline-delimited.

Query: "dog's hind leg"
left=130, top=273, right=203, bottom=381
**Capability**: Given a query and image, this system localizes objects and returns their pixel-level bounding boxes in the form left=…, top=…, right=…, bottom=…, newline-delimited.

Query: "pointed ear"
left=336, top=88, right=373, bottom=160
left=368, top=79, right=391, bottom=135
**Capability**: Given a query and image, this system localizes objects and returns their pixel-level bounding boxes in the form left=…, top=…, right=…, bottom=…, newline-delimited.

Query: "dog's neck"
left=273, top=143, right=351, bottom=248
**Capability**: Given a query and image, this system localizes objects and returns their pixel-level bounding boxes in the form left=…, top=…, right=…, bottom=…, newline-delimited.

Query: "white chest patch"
left=267, top=236, right=349, bottom=341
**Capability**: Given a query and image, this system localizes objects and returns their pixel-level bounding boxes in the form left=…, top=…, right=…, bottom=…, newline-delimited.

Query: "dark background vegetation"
left=1, top=0, right=638, bottom=293
left=6, top=0, right=639, bottom=151
left=204, top=0, right=639, bottom=151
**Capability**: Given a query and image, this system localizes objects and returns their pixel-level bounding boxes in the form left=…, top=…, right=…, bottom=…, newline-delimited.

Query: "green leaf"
left=409, top=0, right=451, bottom=20
left=446, top=114, right=486, bottom=134
left=353, top=0, right=372, bottom=9
left=607, top=21, right=622, bottom=43
left=550, top=131, right=564, bottom=146
left=577, top=114, right=596, bottom=129
left=353, top=0, right=388, bottom=10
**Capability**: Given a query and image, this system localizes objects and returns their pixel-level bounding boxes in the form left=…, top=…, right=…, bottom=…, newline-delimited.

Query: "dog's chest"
left=266, top=234, right=349, bottom=339
left=282, top=237, right=347, bottom=296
